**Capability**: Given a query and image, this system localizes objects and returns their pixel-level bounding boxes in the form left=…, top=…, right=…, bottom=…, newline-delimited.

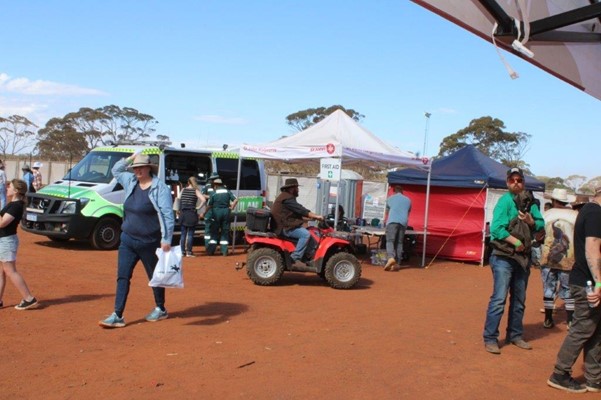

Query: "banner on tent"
left=362, top=194, right=386, bottom=224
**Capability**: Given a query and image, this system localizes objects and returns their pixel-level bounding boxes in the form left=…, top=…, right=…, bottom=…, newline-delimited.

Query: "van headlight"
left=60, top=198, right=89, bottom=214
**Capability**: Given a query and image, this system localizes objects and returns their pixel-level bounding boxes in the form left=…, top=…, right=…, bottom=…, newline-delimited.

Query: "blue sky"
left=1, top=1, right=599, bottom=179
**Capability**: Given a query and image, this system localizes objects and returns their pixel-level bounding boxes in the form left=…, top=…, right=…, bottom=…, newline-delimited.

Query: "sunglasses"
left=508, top=178, right=524, bottom=184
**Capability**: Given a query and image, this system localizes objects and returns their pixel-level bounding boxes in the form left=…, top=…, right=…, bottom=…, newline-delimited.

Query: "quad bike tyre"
left=324, top=252, right=361, bottom=289
left=246, top=247, right=285, bottom=286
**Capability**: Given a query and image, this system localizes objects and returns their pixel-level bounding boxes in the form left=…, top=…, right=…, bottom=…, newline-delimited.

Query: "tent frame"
left=234, top=154, right=432, bottom=267
left=479, top=0, right=601, bottom=43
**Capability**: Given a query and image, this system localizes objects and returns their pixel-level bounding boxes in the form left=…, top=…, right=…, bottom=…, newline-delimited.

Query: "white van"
left=21, top=142, right=267, bottom=249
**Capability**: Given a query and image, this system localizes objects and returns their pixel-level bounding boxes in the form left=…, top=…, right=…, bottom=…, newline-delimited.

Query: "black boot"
left=544, top=308, right=554, bottom=329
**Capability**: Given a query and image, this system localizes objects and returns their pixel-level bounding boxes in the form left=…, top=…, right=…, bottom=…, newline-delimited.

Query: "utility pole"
left=422, top=112, right=431, bottom=156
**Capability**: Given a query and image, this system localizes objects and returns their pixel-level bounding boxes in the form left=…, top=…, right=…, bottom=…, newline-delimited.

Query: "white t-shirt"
left=541, top=207, right=578, bottom=270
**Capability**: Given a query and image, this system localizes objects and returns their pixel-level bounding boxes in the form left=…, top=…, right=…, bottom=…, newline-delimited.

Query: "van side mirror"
left=196, top=172, right=208, bottom=185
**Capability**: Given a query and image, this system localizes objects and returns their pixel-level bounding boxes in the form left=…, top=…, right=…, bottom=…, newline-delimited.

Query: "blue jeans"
left=114, top=232, right=165, bottom=317
left=541, top=266, right=571, bottom=301
left=483, top=254, right=530, bottom=344
left=283, top=226, right=311, bottom=261
left=0, top=186, right=6, bottom=210
left=179, top=225, right=195, bottom=254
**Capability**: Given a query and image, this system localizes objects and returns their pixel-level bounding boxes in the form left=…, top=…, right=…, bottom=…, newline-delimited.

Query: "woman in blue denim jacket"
left=99, top=151, right=174, bottom=328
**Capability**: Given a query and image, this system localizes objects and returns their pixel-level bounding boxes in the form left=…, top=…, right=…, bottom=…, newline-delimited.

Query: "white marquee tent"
left=240, top=110, right=430, bottom=170
left=237, top=109, right=433, bottom=266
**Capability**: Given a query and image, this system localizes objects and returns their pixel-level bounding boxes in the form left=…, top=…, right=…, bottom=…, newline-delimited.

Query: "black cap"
left=507, top=167, right=524, bottom=178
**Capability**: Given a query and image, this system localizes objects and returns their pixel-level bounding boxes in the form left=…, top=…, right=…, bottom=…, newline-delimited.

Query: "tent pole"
left=231, top=156, right=243, bottom=253
left=480, top=187, right=490, bottom=267
left=421, top=165, right=432, bottom=268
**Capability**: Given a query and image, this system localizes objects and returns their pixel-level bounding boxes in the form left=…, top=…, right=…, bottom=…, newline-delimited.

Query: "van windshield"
left=63, top=151, right=130, bottom=183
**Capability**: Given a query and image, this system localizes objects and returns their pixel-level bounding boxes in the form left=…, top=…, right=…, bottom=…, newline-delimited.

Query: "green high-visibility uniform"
left=207, top=187, right=237, bottom=256
left=201, top=185, right=216, bottom=251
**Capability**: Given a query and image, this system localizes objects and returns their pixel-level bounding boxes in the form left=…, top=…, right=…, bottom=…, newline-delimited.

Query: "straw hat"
left=130, top=154, right=158, bottom=174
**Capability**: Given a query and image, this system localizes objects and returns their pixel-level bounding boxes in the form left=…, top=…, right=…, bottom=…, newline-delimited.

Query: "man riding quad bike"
left=244, top=206, right=361, bottom=290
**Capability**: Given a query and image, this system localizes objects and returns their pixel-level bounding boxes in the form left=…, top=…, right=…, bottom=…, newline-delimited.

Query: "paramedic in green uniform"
left=199, top=173, right=219, bottom=253
left=206, top=178, right=238, bottom=256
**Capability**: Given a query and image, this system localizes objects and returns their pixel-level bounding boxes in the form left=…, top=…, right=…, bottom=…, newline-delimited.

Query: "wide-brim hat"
left=280, top=178, right=300, bottom=190
left=21, top=164, right=31, bottom=171
left=212, top=178, right=223, bottom=184
left=550, top=188, right=576, bottom=203
left=571, top=194, right=589, bottom=207
left=130, top=154, right=158, bottom=174
left=33, top=162, right=42, bottom=168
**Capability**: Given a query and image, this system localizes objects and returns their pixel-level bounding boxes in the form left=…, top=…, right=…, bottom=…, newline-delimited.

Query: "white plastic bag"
left=149, top=245, right=184, bottom=288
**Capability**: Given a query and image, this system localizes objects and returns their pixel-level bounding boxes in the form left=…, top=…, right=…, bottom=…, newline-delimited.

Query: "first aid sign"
left=320, top=158, right=341, bottom=182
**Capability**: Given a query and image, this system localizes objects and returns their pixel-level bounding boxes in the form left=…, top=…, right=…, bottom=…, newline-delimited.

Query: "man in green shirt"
left=483, top=167, right=544, bottom=354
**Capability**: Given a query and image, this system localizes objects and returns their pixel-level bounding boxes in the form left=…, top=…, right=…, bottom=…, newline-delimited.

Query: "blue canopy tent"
left=387, top=145, right=545, bottom=264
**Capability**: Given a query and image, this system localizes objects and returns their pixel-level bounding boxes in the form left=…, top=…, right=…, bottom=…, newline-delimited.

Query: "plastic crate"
left=246, top=207, right=271, bottom=232
left=370, top=249, right=388, bottom=266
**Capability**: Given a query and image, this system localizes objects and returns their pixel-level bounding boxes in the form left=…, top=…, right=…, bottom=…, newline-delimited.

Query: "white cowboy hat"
left=550, top=188, right=576, bottom=204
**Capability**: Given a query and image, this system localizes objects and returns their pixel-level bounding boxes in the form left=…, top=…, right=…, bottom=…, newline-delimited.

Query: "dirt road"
left=1, top=231, right=581, bottom=399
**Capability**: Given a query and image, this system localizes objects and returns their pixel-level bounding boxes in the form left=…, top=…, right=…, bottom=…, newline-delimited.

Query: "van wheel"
left=246, top=247, right=284, bottom=286
left=91, top=217, right=121, bottom=250
left=324, top=252, right=361, bottom=289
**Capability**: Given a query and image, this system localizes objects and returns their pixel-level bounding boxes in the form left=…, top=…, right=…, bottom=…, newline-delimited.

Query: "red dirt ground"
left=1, top=231, right=585, bottom=399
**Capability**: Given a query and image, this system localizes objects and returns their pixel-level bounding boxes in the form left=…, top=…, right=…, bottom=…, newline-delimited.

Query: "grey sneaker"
left=547, top=372, right=586, bottom=393
left=586, top=381, right=601, bottom=392
left=98, top=312, right=125, bottom=328
left=145, top=307, right=168, bottom=322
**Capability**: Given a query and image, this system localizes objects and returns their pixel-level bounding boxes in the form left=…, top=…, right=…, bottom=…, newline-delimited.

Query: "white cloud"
left=193, top=114, right=248, bottom=125
left=0, top=72, right=107, bottom=96
left=0, top=96, right=48, bottom=117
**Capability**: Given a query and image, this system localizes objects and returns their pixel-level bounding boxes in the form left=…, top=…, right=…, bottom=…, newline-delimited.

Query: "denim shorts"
left=0, top=234, right=19, bottom=262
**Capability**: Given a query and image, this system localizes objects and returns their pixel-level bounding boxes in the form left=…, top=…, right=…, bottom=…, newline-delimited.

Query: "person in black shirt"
left=0, top=179, right=38, bottom=310
left=178, top=176, right=205, bottom=257
left=548, top=187, right=601, bottom=393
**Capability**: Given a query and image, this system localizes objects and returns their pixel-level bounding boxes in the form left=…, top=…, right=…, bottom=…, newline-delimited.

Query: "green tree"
left=536, top=176, right=567, bottom=192
left=36, top=118, right=89, bottom=161
left=0, top=115, right=38, bottom=158
left=37, top=105, right=162, bottom=158
left=97, top=105, right=158, bottom=144
left=285, top=105, right=364, bottom=132
left=564, top=175, right=587, bottom=193
left=438, top=116, right=531, bottom=170
left=580, top=177, right=601, bottom=194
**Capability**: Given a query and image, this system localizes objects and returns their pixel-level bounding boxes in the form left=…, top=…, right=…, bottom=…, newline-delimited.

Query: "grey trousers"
left=553, top=284, right=601, bottom=382
left=385, top=222, right=406, bottom=263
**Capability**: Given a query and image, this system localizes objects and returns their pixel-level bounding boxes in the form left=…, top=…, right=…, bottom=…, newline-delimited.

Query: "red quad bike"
left=243, top=208, right=362, bottom=289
